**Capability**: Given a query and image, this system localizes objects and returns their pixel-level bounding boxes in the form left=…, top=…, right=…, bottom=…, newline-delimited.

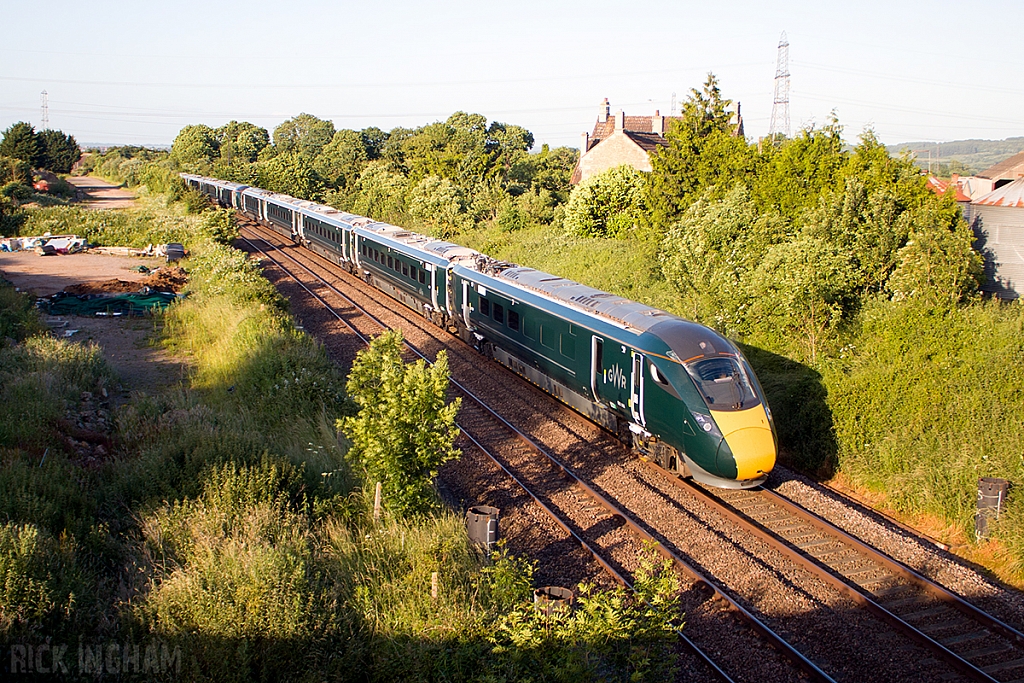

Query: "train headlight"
left=692, top=412, right=722, bottom=439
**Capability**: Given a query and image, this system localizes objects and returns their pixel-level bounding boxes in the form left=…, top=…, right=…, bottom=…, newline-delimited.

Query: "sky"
left=2, top=0, right=1022, bottom=151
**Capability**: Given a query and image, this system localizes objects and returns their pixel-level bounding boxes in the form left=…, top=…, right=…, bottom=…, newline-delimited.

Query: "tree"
left=886, top=197, right=983, bottom=307
left=255, top=152, right=325, bottom=200
left=360, top=126, right=389, bottom=160
left=486, top=121, right=534, bottom=182
left=661, top=185, right=785, bottom=331
left=0, top=156, right=32, bottom=185
left=749, top=116, right=846, bottom=219
left=350, top=160, right=409, bottom=223
left=563, top=165, right=648, bottom=238
left=216, top=121, right=269, bottom=164
left=746, top=235, right=856, bottom=363
left=0, top=123, right=43, bottom=168
left=341, top=331, right=461, bottom=517
left=37, top=130, right=81, bottom=173
left=646, top=74, right=753, bottom=225
left=408, top=175, right=469, bottom=237
left=273, top=113, right=335, bottom=159
left=170, top=124, right=219, bottom=169
left=314, top=129, right=367, bottom=191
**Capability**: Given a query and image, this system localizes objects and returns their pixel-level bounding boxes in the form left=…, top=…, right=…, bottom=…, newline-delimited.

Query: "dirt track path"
left=66, top=176, right=137, bottom=209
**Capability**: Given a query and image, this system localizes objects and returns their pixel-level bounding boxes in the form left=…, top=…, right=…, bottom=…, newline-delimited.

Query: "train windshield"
left=685, top=356, right=760, bottom=411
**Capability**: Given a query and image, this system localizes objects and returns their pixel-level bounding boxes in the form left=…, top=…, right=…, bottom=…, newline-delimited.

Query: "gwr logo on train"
left=604, top=364, right=627, bottom=390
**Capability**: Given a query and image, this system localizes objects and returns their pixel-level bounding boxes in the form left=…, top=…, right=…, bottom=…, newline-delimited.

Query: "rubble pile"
left=59, top=390, right=115, bottom=464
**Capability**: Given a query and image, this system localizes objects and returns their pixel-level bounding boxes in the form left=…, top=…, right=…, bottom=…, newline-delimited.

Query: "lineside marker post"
left=373, top=482, right=382, bottom=523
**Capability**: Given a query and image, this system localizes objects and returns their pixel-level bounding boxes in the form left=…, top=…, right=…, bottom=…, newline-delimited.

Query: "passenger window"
left=419, top=270, right=427, bottom=284
left=410, top=266, right=417, bottom=281
left=507, top=310, right=520, bottom=331
left=480, top=297, right=490, bottom=316
left=493, top=304, right=504, bottom=324
left=387, top=255, right=393, bottom=269
left=403, top=264, right=409, bottom=277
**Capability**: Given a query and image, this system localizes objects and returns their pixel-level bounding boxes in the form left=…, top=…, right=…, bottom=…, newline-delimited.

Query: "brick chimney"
left=581, top=132, right=590, bottom=154
left=599, top=98, right=609, bottom=123
left=651, top=110, right=664, bottom=136
left=615, top=109, right=625, bottom=131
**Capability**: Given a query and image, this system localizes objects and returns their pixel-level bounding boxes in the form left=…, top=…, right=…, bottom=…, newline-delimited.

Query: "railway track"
left=235, top=217, right=1021, bottom=682
left=658, top=470, right=1024, bottom=683
left=236, top=221, right=832, bottom=683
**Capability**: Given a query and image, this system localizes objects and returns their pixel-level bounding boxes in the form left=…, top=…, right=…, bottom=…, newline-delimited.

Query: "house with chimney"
left=571, top=98, right=743, bottom=184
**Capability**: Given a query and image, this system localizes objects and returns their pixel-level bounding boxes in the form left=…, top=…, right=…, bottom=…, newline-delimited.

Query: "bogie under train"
left=183, top=173, right=777, bottom=489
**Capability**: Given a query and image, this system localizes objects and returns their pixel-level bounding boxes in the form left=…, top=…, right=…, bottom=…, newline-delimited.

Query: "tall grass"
left=22, top=200, right=236, bottom=249
left=823, top=299, right=1024, bottom=566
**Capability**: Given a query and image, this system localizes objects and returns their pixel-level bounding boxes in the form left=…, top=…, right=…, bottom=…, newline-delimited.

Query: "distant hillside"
left=887, top=137, right=1024, bottom=175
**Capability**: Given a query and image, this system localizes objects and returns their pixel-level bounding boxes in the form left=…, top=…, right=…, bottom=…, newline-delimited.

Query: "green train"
left=184, top=173, right=777, bottom=489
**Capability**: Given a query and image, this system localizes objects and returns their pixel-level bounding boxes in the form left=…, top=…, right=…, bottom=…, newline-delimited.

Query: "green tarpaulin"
left=40, top=292, right=181, bottom=316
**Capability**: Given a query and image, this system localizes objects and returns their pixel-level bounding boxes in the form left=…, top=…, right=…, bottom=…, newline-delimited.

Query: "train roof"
left=355, top=223, right=481, bottom=263
left=495, top=267, right=676, bottom=333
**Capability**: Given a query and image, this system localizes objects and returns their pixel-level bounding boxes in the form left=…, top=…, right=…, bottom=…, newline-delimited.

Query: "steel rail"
left=236, top=227, right=742, bottom=683
left=657, top=465, right=1021, bottom=683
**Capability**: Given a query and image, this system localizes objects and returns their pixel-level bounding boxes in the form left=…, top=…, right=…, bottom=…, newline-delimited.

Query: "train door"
left=426, top=264, right=437, bottom=310
left=592, top=335, right=632, bottom=411
left=630, top=351, right=646, bottom=428
left=461, top=280, right=472, bottom=330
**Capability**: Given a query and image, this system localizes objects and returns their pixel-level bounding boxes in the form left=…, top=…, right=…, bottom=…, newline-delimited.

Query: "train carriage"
left=451, top=264, right=776, bottom=488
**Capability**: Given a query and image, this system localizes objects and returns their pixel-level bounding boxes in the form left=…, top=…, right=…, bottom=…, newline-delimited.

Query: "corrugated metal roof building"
left=968, top=178, right=1024, bottom=299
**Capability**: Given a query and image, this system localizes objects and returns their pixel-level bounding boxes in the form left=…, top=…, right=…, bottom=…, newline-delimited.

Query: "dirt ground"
left=1, top=250, right=188, bottom=397
left=0, top=251, right=167, bottom=297
left=65, top=176, right=137, bottom=209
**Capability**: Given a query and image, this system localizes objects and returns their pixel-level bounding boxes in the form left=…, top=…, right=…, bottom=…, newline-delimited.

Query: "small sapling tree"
left=341, top=330, right=461, bottom=517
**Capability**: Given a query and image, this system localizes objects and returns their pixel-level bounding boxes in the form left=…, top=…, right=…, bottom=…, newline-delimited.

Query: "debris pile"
left=59, top=390, right=115, bottom=464
left=63, top=266, right=188, bottom=295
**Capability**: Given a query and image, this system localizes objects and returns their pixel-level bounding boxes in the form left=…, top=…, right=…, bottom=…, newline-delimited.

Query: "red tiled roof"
left=588, top=115, right=682, bottom=148
left=925, top=175, right=970, bottom=203
left=623, top=131, right=670, bottom=153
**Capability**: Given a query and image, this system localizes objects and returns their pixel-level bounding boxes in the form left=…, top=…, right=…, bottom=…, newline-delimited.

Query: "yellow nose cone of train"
left=710, top=405, right=776, bottom=481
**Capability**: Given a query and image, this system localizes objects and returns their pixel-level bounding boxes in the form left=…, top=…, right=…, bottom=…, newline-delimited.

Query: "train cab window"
left=419, top=270, right=427, bottom=284
left=493, top=304, right=504, bottom=324
left=479, top=297, right=490, bottom=316
left=507, top=310, right=520, bottom=331
left=685, top=356, right=759, bottom=411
